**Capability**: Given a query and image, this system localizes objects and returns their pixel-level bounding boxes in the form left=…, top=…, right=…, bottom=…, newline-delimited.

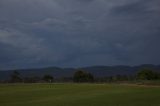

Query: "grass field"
left=0, top=83, right=160, bottom=106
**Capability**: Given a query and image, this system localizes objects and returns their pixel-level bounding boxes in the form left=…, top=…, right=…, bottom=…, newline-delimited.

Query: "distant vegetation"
left=137, top=69, right=160, bottom=80
left=0, top=68, right=160, bottom=84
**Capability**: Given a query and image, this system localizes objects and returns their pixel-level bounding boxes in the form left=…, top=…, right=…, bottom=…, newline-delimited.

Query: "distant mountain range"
left=0, top=64, right=160, bottom=80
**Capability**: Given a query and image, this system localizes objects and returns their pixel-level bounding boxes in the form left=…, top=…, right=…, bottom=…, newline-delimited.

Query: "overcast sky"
left=0, top=0, right=160, bottom=69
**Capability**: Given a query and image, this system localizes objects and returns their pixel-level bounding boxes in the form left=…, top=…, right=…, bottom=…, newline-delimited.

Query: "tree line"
left=1, top=68, right=160, bottom=83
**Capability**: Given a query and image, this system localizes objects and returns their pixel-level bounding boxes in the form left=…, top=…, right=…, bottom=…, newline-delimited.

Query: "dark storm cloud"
left=111, top=0, right=151, bottom=16
left=0, top=0, right=160, bottom=69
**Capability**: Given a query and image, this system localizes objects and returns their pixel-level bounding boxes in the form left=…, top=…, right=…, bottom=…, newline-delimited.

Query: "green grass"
left=0, top=83, right=160, bottom=106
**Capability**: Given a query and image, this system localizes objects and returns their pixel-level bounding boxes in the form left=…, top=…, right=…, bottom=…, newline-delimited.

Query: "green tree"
left=137, top=69, right=156, bottom=80
left=73, top=70, right=94, bottom=83
left=43, top=75, right=54, bottom=83
left=10, top=71, right=22, bottom=83
left=86, top=73, right=94, bottom=82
